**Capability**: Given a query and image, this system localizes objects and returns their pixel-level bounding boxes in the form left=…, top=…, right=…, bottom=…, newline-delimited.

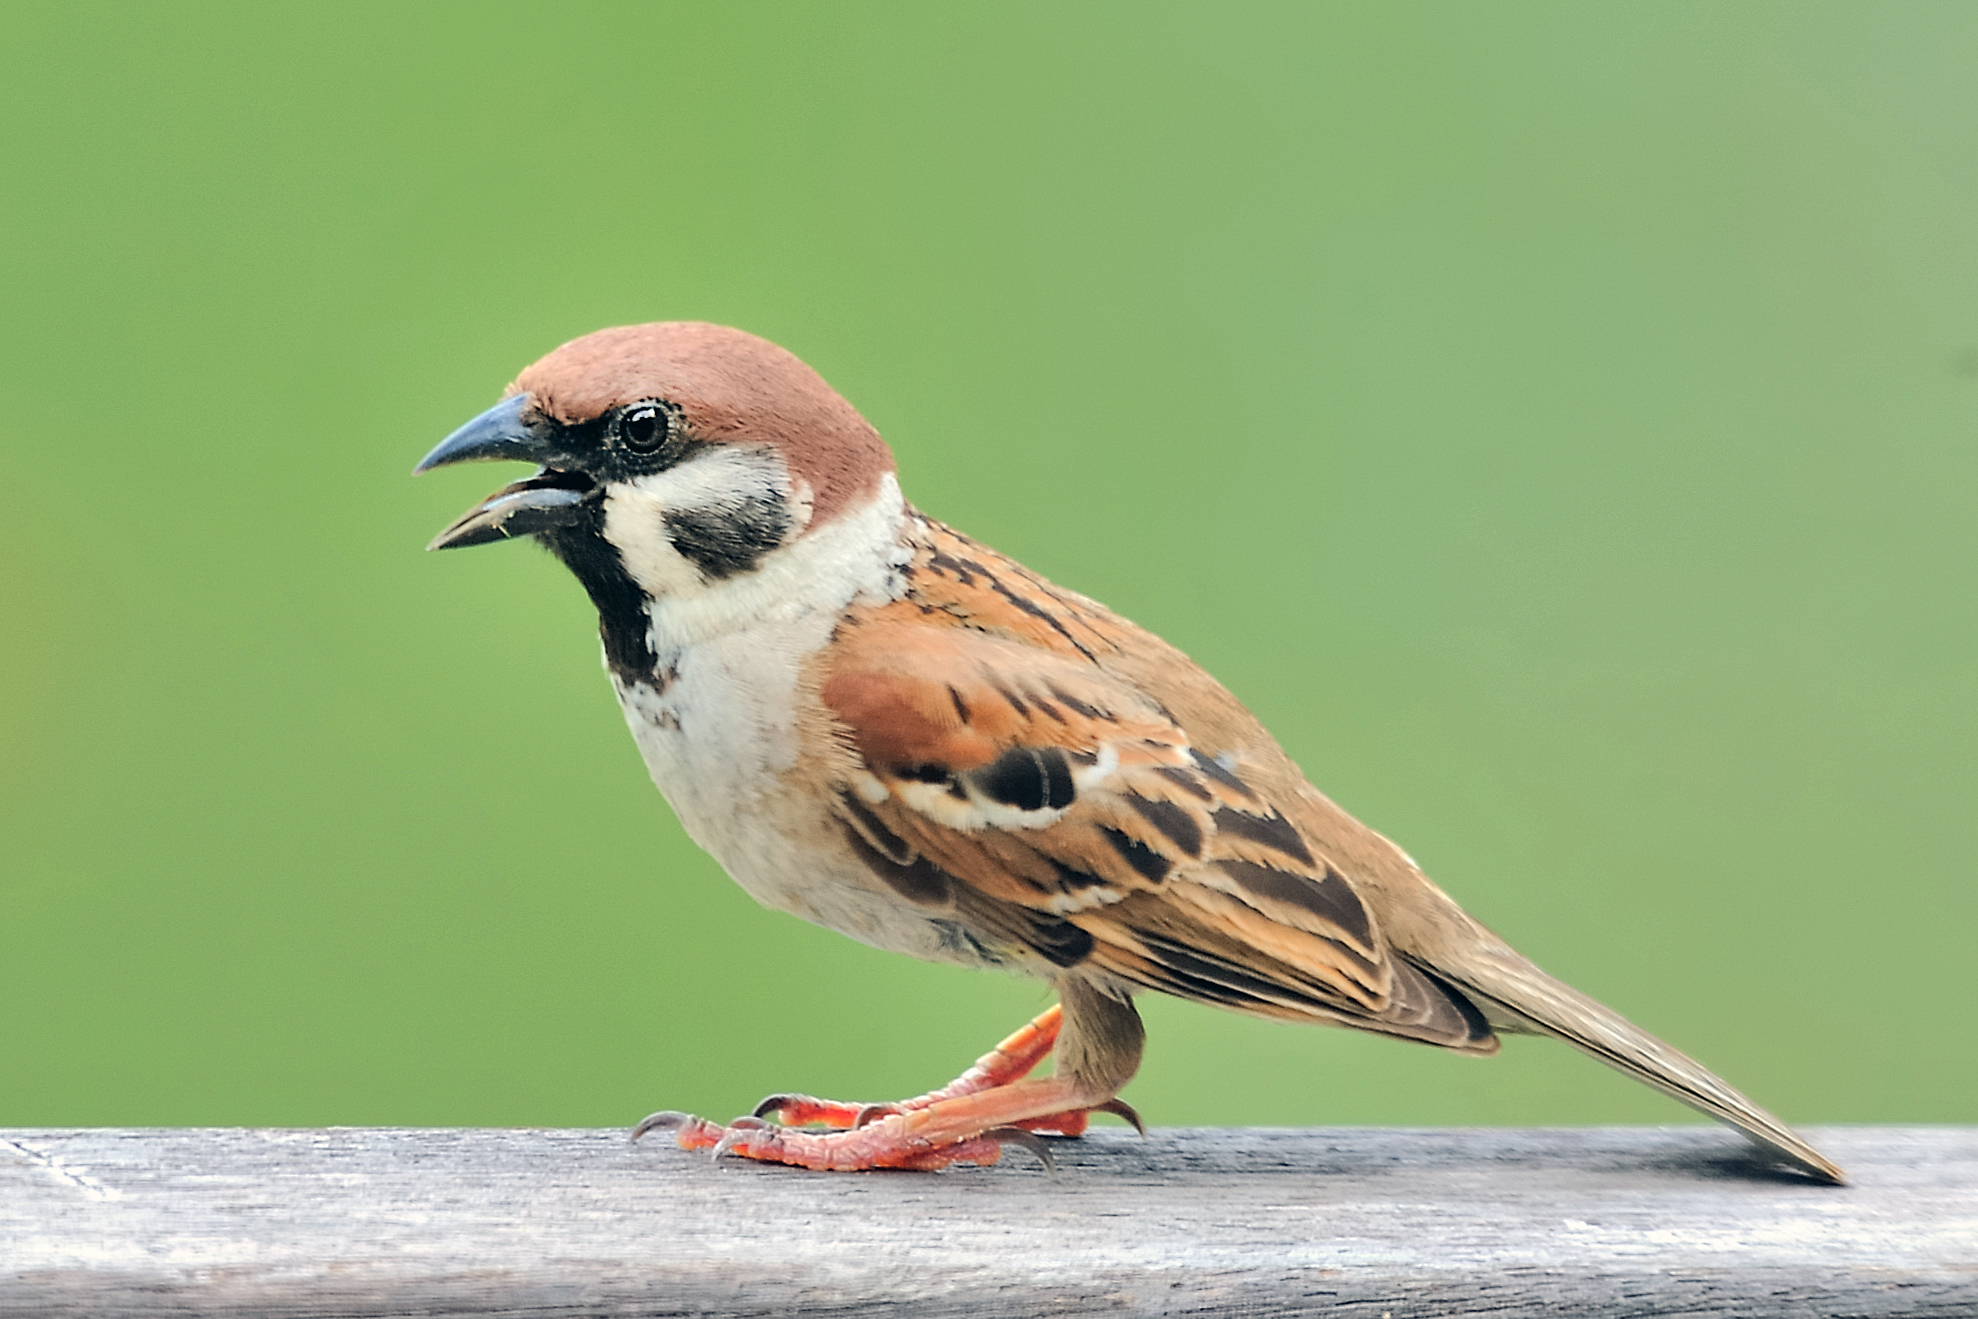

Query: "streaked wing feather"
left=821, top=525, right=1496, bottom=1053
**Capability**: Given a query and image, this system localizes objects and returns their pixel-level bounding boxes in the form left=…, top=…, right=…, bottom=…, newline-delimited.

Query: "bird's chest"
left=608, top=612, right=984, bottom=966
left=611, top=619, right=825, bottom=871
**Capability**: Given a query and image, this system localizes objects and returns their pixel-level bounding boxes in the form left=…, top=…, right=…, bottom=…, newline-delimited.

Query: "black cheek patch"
left=1211, top=808, right=1317, bottom=867
left=662, top=490, right=792, bottom=580
left=1127, top=795, right=1204, bottom=857
left=1101, top=827, right=1172, bottom=883
left=1219, top=859, right=1374, bottom=947
left=966, top=746, right=1076, bottom=812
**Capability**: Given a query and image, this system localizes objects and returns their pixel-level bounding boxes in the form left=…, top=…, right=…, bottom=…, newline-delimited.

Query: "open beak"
left=413, top=394, right=595, bottom=550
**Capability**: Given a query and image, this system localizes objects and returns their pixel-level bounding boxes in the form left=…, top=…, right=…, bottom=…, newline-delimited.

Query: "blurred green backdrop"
left=3, top=2, right=1974, bottom=1132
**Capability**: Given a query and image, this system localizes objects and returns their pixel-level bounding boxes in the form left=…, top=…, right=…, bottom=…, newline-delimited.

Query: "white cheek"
left=602, top=487, right=700, bottom=597
left=644, top=473, right=906, bottom=649
left=600, top=446, right=790, bottom=599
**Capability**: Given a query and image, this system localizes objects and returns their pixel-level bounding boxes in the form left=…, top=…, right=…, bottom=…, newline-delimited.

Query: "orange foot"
left=631, top=1004, right=1143, bottom=1171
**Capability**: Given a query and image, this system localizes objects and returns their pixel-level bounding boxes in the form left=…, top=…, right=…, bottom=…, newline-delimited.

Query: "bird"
left=413, top=321, right=1843, bottom=1181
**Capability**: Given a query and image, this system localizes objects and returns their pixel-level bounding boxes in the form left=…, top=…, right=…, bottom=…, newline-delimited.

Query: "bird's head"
left=417, top=322, right=897, bottom=672
left=416, top=323, right=897, bottom=666
left=418, top=320, right=893, bottom=562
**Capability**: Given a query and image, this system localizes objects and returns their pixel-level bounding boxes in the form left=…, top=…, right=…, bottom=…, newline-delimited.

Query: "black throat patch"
left=540, top=506, right=655, bottom=680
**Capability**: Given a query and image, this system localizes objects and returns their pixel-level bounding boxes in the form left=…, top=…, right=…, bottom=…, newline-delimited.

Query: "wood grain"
left=5, top=1126, right=1974, bottom=1316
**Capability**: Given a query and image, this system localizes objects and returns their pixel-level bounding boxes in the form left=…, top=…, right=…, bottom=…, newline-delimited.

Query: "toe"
left=703, top=1116, right=1021, bottom=1172
left=752, top=1093, right=883, bottom=1129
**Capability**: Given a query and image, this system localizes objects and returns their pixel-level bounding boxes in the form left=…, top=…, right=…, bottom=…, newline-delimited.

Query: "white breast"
left=606, top=474, right=913, bottom=925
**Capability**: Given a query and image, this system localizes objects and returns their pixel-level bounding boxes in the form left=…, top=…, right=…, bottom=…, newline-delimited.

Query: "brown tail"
left=1418, top=939, right=1845, bottom=1183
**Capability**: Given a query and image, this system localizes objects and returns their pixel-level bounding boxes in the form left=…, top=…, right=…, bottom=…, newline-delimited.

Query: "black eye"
left=620, top=403, right=670, bottom=453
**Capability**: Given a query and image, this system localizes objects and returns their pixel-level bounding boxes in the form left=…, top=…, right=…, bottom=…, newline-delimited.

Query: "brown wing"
left=823, top=526, right=1494, bottom=1052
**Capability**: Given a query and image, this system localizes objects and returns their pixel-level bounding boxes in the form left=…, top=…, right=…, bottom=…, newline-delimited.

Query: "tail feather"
left=1416, top=943, right=1845, bottom=1184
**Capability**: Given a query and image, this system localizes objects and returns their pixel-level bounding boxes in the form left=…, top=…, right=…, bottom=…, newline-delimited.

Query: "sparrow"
left=414, top=322, right=1843, bottom=1181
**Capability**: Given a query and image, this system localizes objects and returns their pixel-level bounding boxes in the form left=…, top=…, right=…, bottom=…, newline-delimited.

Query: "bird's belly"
left=611, top=635, right=1001, bottom=971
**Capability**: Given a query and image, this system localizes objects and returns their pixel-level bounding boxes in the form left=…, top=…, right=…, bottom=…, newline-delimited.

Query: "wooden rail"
left=5, top=1125, right=1974, bottom=1316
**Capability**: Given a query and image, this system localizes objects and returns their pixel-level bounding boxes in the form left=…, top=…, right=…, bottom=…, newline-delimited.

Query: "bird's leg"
left=739, top=1002, right=1143, bottom=1139
left=746, top=1003, right=1083, bottom=1132
left=632, top=984, right=1145, bottom=1171
left=642, top=1076, right=1114, bottom=1171
left=907, top=1005, right=1140, bottom=1137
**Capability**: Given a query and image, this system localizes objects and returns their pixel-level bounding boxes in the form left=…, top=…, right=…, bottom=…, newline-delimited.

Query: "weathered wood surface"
left=3, top=1126, right=1973, bottom=1317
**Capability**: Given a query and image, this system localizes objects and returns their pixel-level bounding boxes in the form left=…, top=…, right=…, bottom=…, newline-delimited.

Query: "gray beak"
left=414, top=395, right=594, bottom=551
left=415, top=394, right=548, bottom=473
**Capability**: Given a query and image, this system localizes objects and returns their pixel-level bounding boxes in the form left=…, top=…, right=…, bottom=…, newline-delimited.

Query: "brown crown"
left=512, top=322, right=895, bottom=526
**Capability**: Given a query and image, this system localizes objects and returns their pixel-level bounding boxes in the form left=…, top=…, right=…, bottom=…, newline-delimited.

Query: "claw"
left=631, top=1110, right=691, bottom=1142
left=709, top=1114, right=777, bottom=1161
left=752, top=1094, right=800, bottom=1120
left=631, top=1110, right=728, bottom=1151
left=985, top=1126, right=1057, bottom=1173
left=749, top=1092, right=874, bottom=1129
left=1092, top=1098, right=1147, bottom=1136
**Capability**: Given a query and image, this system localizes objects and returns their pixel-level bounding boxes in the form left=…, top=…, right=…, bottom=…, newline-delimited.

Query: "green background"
left=4, top=3, right=1974, bottom=1133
